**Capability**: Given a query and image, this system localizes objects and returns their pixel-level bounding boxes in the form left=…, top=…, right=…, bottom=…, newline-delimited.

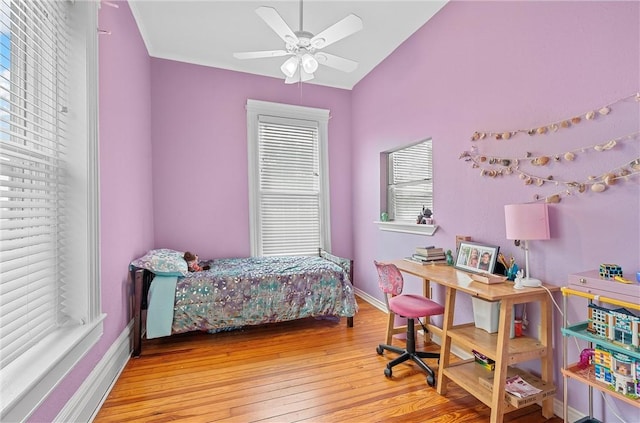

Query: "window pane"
left=257, top=117, right=321, bottom=256
left=387, top=139, right=433, bottom=221
left=0, top=0, right=68, bottom=369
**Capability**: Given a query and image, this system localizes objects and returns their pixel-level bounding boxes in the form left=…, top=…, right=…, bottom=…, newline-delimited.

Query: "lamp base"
left=521, top=277, right=542, bottom=288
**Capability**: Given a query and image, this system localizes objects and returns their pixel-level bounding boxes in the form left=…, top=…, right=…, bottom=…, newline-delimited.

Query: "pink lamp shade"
left=504, top=203, right=550, bottom=241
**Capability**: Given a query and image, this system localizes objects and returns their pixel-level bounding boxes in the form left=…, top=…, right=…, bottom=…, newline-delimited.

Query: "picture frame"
left=454, top=240, right=500, bottom=274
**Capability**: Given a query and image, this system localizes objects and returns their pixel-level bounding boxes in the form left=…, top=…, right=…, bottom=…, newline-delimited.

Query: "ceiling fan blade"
left=233, top=50, right=290, bottom=60
left=256, top=6, right=299, bottom=45
left=315, top=52, right=358, bottom=73
left=310, top=14, right=363, bottom=49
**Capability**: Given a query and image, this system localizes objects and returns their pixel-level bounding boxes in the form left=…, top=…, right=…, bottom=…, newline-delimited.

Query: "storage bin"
left=472, top=297, right=500, bottom=333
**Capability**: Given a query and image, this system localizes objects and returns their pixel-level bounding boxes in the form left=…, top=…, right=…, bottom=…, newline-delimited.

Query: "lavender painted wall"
left=351, top=1, right=639, bottom=420
left=27, top=0, right=640, bottom=420
left=29, top=2, right=154, bottom=421
left=149, top=60, right=353, bottom=260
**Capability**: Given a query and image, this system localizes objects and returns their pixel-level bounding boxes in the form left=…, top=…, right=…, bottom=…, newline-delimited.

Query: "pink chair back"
left=374, top=261, right=404, bottom=296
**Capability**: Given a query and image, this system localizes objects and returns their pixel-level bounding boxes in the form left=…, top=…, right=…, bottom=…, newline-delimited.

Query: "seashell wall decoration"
left=460, top=92, right=640, bottom=203
left=468, top=92, right=638, bottom=141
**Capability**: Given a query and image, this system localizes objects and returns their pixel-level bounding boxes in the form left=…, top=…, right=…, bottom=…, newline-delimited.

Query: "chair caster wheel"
left=427, top=375, right=435, bottom=387
left=384, top=367, right=392, bottom=378
left=376, top=346, right=384, bottom=355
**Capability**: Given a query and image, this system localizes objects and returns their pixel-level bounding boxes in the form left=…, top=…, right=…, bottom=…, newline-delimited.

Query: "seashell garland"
left=460, top=93, right=640, bottom=203
left=467, top=92, right=638, bottom=141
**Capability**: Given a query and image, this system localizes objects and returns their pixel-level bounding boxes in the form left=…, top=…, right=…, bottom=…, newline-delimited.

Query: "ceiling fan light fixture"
left=301, top=53, right=318, bottom=73
left=281, top=56, right=299, bottom=78
left=300, top=68, right=314, bottom=82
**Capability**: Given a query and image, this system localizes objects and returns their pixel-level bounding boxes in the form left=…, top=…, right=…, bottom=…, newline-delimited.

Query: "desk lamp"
left=504, top=203, right=550, bottom=288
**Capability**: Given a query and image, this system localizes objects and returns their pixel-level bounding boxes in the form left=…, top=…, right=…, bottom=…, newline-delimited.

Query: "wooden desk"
left=390, top=260, right=557, bottom=423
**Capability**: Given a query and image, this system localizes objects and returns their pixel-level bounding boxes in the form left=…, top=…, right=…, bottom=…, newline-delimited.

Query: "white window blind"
left=246, top=100, right=331, bottom=257
left=258, top=116, right=320, bottom=256
left=0, top=0, right=70, bottom=369
left=387, top=139, right=433, bottom=221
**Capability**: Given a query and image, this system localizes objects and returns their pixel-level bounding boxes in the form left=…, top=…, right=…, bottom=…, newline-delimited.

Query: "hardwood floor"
left=95, top=298, right=561, bottom=422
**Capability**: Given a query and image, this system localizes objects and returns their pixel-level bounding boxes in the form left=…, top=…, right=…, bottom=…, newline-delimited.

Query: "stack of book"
left=407, top=246, right=447, bottom=265
left=473, top=349, right=495, bottom=371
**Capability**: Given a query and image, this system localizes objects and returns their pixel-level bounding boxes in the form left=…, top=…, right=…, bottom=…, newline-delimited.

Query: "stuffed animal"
left=183, top=251, right=210, bottom=272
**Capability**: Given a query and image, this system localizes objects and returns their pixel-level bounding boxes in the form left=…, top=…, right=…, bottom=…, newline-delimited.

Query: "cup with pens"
left=498, top=253, right=519, bottom=281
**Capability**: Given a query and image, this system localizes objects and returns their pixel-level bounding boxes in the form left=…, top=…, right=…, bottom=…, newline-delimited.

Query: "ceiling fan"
left=233, top=1, right=363, bottom=84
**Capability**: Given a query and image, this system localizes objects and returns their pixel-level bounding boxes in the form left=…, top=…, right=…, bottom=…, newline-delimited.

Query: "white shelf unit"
left=561, top=287, right=640, bottom=422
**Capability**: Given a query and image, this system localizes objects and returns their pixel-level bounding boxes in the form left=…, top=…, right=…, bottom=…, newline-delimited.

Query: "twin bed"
left=130, top=248, right=357, bottom=356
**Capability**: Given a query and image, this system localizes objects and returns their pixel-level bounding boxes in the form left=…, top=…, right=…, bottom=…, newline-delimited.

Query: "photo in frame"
left=454, top=241, right=500, bottom=274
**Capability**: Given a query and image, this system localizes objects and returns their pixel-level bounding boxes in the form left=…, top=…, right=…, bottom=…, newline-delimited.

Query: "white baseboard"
left=354, top=288, right=386, bottom=312
left=54, top=321, right=133, bottom=423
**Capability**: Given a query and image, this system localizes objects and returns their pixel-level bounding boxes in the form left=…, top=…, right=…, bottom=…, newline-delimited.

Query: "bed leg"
left=347, top=316, right=353, bottom=327
left=133, top=269, right=143, bottom=357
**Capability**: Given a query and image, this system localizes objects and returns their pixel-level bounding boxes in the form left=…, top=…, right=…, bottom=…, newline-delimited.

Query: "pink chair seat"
left=388, top=294, right=444, bottom=319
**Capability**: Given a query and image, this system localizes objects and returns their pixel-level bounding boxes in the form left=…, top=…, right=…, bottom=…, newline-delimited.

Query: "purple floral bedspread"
left=169, top=255, right=357, bottom=334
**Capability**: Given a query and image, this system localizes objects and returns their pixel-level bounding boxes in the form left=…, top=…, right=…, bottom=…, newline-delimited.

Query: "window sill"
left=1, top=314, right=105, bottom=422
left=375, top=221, right=439, bottom=236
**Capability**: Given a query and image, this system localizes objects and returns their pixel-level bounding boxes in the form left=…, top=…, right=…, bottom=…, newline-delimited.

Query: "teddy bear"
left=183, top=251, right=210, bottom=272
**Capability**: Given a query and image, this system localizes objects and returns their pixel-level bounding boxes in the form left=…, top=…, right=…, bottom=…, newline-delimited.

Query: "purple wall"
left=351, top=1, right=639, bottom=419
left=149, top=60, right=353, bottom=259
left=30, top=0, right=639, bottom=421
left=29, top=2, right=154, bottom=421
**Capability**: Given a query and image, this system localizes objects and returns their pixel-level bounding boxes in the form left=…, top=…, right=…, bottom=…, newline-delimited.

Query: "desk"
left=391, top=260, right=557, bottom=423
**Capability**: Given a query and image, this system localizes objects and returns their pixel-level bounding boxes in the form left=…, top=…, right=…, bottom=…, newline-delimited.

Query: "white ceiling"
left=128, top=1, right=448, bottom=90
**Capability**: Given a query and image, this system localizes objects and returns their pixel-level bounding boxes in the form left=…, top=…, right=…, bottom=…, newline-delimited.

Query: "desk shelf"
left=443, top=361, right=555, bottom=410
left=443, top=361, right=507, bottom=409
left=448, top=324, right=548, bottom=364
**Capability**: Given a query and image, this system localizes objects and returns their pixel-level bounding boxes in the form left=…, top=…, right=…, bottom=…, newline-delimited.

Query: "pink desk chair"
left=374, top=261, right=444, bottom=387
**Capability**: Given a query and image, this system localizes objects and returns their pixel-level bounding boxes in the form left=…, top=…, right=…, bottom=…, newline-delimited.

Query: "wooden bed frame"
left=132, top=250, right=354, bottom=357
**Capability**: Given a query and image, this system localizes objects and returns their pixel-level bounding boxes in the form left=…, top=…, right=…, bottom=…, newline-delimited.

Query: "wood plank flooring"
left=95, top=298, right=561, bottom=422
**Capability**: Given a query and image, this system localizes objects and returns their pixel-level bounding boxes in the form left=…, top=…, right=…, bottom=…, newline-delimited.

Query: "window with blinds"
left=246, top=100, right=331, bottom=257
left=0, top=0, right=71, bottom=369
left=0, top=1, right=100, bottom=419
left=258, top=117, right=321, bottom=256
left=387, top=139, right=433, bottom=221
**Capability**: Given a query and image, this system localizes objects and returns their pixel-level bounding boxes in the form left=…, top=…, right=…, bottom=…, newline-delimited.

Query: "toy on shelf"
left=578, top=348, right=594, bottom=370
left=593, top=344, right=639, bottom=399
left=599, top=263, right=623, bottom=279
left=586, top=303, right=640, bottom=351
left=614, top=275, right=634, bottom=284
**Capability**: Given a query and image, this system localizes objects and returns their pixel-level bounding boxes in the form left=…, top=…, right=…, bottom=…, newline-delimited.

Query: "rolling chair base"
left=376, top=318, right=439, bottom=387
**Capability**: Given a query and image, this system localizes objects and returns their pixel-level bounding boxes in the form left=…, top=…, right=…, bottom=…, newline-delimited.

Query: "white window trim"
left=246, top=99, right=331, bottom=256
left=0, top=2, right=103, bottom=421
